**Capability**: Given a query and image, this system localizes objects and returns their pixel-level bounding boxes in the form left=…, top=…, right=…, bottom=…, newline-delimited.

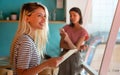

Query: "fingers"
left=60, top=28, right=66, bottom=38
left=60, top=28, right=66, bottom=34
left=80, top=44, right=88, bottom=50
left=56, top=57, right=63, bottom=66
left=47, top=57, right=63, bottom=68
left=59, top=28, right=69, bottom=42
left=56, top=57, right=63, bottom=65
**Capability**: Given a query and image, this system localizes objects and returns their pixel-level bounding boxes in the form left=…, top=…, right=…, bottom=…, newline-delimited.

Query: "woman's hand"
left=16, top=57, right=63, bottom=75
left=60, top=28, right=76, bottom=49
left=60, top=28, right=66, bottom=39
left=60, top=28, right=69, bottom=42
left=45, top=57, right=63, bottom=68
left=80, top=44, right=88, bottom=51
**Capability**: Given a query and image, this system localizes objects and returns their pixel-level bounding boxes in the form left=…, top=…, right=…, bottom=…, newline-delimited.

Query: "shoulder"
left=80, top=26, right=88, bottom=33
left=19, top=34, right=31, bottom=41
left=80, top=27, right=89, bottom=40
left=17, top=34, right=34, bottom=45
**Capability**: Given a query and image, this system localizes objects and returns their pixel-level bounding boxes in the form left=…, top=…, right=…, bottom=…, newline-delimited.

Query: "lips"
left=39, top=23, right=43, bottom=26
left=39, top=23, right=45, bottom=28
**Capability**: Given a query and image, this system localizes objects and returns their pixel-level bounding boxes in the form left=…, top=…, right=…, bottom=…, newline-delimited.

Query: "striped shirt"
left=13, top=34, right=41, bottom=75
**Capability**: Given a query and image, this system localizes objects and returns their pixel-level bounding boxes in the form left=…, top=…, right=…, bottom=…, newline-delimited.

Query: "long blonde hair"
left=10, top=2, right=49, bottom=65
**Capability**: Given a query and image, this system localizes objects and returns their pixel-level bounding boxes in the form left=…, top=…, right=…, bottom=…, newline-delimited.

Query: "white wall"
left=65, top=0, right=88, bottom=23
left=65, top=0, right=118, bottom=34
left=86, top=0, right=118, bottom=33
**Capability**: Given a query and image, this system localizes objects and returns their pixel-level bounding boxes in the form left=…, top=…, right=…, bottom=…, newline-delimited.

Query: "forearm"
left=60, top=39, right=69, bottom=49
left=65, top=37, right=76, bottom=49
left=17, top=57, right=62, bottom=75
left=65, top=37, right=86, bottom=50
left=17, top=61, right=48, bottom=75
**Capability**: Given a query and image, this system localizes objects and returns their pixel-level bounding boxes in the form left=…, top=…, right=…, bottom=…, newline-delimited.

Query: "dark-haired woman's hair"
left=69, top=7, right=83, bottom=27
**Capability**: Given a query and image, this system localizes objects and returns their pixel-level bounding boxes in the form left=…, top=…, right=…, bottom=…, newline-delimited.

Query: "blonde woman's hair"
left=10, top=2, right=49, bottom=65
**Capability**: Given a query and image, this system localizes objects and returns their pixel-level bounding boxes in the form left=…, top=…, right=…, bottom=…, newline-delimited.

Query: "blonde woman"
left=10, top=2, right=62, bottom=75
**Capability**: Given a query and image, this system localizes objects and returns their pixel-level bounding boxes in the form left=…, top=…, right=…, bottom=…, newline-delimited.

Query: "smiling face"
left=27, top=7, right=46, bottom=30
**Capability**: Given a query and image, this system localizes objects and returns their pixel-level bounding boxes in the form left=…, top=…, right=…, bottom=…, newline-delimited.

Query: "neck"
left=28, top=31, right=35, bottom=40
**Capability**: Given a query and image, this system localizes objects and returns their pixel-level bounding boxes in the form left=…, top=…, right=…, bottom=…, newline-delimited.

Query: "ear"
left=26, top=16, right=30, bottom=23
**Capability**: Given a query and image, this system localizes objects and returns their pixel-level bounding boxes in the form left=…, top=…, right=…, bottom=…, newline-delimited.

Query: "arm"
left=16, top=57, right=62, bottom=75
left=15, top=36, right=63, bottom=75
left=60, top=28, right=76, bottom=49
left=60, top=36, right=87, bottom=50
left=64, top=35, right=77, bottom=49
left=60, top=37, right=69, bottom=49
left=65, top=35, right=86, bottom=50
left=60, top=28, right=86, bottom=50
left=76, top=36, right=86, bottom=50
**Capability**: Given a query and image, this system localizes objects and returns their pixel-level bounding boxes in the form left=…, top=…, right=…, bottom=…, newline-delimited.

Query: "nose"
left=41, top=16, right=45, bottom=23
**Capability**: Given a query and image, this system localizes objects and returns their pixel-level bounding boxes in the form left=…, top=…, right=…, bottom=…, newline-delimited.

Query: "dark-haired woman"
left=58, top=7, right=89, bottom=75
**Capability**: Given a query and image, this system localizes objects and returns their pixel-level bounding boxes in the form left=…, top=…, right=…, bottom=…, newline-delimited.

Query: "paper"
left=60, top=49, right=78, bottom=64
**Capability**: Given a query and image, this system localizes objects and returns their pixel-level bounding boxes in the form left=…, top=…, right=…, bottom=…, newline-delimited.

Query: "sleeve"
left=80, top=29, right=89, bottom=41
left=16, top=36, right=33, bottom=69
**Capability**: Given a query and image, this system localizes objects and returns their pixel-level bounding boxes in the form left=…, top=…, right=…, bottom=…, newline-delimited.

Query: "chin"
left=39, top=27, right=43, bottom=30
left=38, top=25, right=44, bottom=29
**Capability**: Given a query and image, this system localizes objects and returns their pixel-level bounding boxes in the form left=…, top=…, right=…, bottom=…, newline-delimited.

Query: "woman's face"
left=70, top=11, right=80, bottom=24
left=27, top=7, right=46, bottom=30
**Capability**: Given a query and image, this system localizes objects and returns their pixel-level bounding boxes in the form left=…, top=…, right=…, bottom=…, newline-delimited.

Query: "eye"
left=38, top=14, right=46, bottom=18
left=38, top=14, right=43, bottom=17
left=44, top=15, right=46, bottom=18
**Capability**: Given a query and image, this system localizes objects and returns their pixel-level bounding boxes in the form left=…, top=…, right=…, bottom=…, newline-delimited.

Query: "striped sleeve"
left=16, top=36, right=33, bottom=69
